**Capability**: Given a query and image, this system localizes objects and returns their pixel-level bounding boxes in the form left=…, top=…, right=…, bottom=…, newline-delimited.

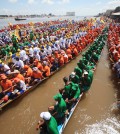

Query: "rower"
left=36, top=112, right=59, bottom=134
left=23, top=65, right=33, bottom=85
left=11, top=70, right=25, bottom=81
left=48, top=93, right=67, bottom=121
left=42, top=62, right=51, bottom=77
left=14, top=57, right=24, bottom=70
left=13, top=78, right=26, bottom=95
left=69, top=72, right=80, bottom=84
left=30, top=67, right=44, bottom=86
left=0, top=63, right=11, bottom=75
left=81, top=71, right=92, bottom=92
left=0, top=75, right=13, bottom=102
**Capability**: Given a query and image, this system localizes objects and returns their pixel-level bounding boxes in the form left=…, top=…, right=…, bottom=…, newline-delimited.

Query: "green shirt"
left=46, top=116, right=59, bottom=134
left=70, top=75, right=80, bottom=84
left=74, top=67, right=82, bottom=77
left=54, top=98, right=66, bottom=118
left=70, top=83, right=81, bottom=99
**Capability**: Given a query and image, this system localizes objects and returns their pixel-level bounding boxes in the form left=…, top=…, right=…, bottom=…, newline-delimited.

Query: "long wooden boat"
left=0, top=56, right=77, bottom=110
left=15, top=18, right=26, bottom=21
left=57, top=39, right=106, bottom=134
left=58, top=93, right=83, bottom=134
left=0, top=38, right=95, bottom=110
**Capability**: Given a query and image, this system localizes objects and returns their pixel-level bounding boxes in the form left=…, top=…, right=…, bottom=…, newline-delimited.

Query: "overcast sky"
left=0, top=0, right=119, bottom=16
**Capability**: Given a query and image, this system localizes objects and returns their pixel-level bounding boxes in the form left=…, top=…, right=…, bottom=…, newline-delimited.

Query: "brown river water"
left=0, top=45, right=120, bottom=134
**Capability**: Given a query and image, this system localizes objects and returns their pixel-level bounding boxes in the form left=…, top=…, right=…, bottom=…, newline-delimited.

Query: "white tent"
left=112, top=12, right=120, bottom=15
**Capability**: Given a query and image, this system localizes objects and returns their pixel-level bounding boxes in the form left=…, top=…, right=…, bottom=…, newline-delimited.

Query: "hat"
left=53, top=93, right=62, bottom=100
left=1, top=75, right=7, bottom=80
left=84, top=71, right=88, bottom=75
left=12, top=70, right=20, bottom=74
left=33, top=67, right=38, bottom=71
left=14, top=78, right=20, bottom=83
left=40, top=112, right=51, bottom=120
left=70, top=72, right=76, bottom=78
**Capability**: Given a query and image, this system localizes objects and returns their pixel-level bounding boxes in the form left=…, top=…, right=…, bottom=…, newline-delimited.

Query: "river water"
left=0, top=43, right=120, bottom=134
left=0, top=16, right=86, bottom=29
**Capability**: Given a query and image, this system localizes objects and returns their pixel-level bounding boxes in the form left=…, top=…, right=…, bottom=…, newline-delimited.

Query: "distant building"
left=66, top=12, right=75, bottom=16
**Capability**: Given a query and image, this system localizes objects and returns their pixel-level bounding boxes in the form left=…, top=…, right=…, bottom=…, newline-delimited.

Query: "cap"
left=40, top=112, right=51, bottom=120
left=70, top=72, right=76, bottom=78
left=14, top=78, right=20, bottom=83
left=84, top=71, right=88, bottom=75
left=12, top=70, right=20, bottom=74
left=0, top=60, right=2, bottom=63
left=53, top=93, right=62, bottom=100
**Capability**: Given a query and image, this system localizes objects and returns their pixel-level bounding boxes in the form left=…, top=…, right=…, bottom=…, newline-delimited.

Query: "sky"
left=0, top=0, right=120, bottom=16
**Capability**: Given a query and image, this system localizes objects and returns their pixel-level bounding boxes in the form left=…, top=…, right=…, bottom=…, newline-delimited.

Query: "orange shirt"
left=0, top=80, right=13, bottom=92
left=64, top=56, right=68, bottom=63
left=26, top=67, right=33, bottom=77
left=43, top=65, right=50, bottom=77
left=66, top=49, right=71, bottom=55
left=73, top=48, right=78, bottom=56
left=15, top=74, right=25, bottom=81
left=59, top=56, right=64, bottom=66
left=37, top=62, right=43, bottom=71
left=32, top=71, right=43, bottom=79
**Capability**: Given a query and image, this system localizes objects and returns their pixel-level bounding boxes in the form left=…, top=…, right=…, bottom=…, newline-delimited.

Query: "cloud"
left=28, top=0, right=35, bottom=4
left=61, top=0, right=70, bottom=3
left=58, top=0, right=70, bottom=4
left=41, top=0, right=54, bottom=5
left=108, top=0, right=120, bottom=5
left=8, top=0, right=18, bottom=3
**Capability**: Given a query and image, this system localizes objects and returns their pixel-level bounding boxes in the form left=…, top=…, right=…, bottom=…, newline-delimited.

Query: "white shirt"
left=29, top=47, right=33, bottom=57
left=3, top=64, right=11, bottom=74
left=15, top=60, right=24, bottom=68
left=34, top=54, right=40, bottom=61
left=20, top=80, right=26, bottom=91
left=33, top=47, right=40, bottom=54
left=20, top=50, right=28, bottom=61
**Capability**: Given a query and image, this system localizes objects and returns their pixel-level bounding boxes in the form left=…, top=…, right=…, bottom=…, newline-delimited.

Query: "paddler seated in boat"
left=42, top=62, right=51, bottom=77
left=80, top=71, right=92, bottom=92
left=30, top=67, right=44, bottom=86
left=13, top=78, right=26, bottom=95
left=36, top=111, right=59, bottom=134
left=74, top=66, right=83, bottom=78
left=0, top=63, right=11, bottom=75
left=13, top=57, right=24, bottom=70
left=69, top=72, right=80, bottom=84
left=65, top=82, right=81, bottom=105
left=112, top=59, right=120, bottom=78
left=33, top=59, right=43, bottom=71
left=0, top=75, right=13, bottom=102
left=11, top=70, right=25, bottom=82
left=48, top=93, right=67, bottom=121
left=23, top=65, right=33, bottom=85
